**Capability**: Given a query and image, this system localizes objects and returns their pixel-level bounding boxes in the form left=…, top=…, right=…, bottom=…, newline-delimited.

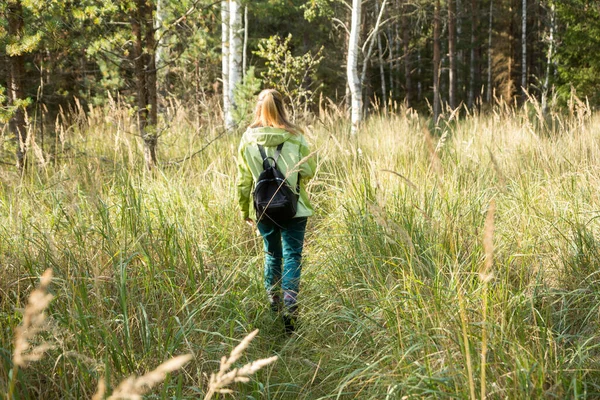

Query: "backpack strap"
left=274, top=143, right=284, bottom=161
left=257, top=144, right=275, bottom=170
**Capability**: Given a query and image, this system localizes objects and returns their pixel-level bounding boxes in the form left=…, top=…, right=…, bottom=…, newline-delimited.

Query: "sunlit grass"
left=1, top=98, right=600, bottom=398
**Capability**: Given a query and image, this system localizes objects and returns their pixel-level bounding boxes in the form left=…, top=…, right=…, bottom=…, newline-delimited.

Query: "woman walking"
left=236, top=89, right=316, bottom=333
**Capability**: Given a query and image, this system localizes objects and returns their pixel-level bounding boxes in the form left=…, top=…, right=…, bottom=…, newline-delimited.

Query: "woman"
left=236, top=89, right=316, bottom=333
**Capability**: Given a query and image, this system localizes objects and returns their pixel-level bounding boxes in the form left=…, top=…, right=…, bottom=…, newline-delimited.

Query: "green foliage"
left=233, top=67, right=262, bottom=126
left=254, top=34, right=323, bottom=117
left=301, top=0, right=336, bottom=22
left=0, top=86, right=14, bottom=123
left=555, top=1, right=600, bottom=105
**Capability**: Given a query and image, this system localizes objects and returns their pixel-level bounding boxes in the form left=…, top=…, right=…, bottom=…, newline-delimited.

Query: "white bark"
left=347, top=0, right=362, bottom=134
left=521, top=0, right=527, bottom=98
left=243, top=5, right=248, bottom=78
left=155, top=0, right=164, bottom=67
left=360, top=0, right=387, bottom=88
left=155, top=0, right=165, bottom=111
left=221, top=1, right=230, bottom=126
left=228, top=0, right=243, bottom=130
left=541, top=1, right=555, bottom=114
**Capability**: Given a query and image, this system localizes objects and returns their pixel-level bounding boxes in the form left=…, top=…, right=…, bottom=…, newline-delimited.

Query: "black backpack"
left=253, top=143, right=299, bottom=223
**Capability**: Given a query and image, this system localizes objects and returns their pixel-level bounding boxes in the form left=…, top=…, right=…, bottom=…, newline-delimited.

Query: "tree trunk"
left=7, top=0, right=27, bottom=170
left=448, top=0, right=457, bottom=109
left=433, top=0, right=441, bottom=124
left=541, top=1, right=555, bottom=114
left=521, top=0, right=527, bottom=99
left=468, top=0, right=479, bottom=108
left=401, top=0, right=412, bottom=107
left=375, top=0, right=387, bottom=112
left=348, top=0, right=362, bottom=134
left=456, top=0, right=463, bottom=101
left=133, top=0, right=157, bottom=169
left=155, top=0, right=165, bottom=93
left=228, top=0, right=242, bottom=130
left=387, top=21, right=395, bottom=100
left=486, top=0, right=493, bottom=103
left=243, top=4, right=248, bottom=78
left=221, top=1, right=230, bottom=126
left=360, top=0, right=387, bottom=108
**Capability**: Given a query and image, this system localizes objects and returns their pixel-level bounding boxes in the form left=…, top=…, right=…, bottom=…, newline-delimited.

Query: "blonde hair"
left=249, top=89, right=303, bottom=134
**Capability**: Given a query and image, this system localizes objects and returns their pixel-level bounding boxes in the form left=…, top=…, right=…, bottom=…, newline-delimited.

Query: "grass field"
left=2, top=99, right=600, bottom=399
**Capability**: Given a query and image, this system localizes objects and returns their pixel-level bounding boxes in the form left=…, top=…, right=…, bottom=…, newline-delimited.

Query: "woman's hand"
left=244, top=218, right=254, bottom=227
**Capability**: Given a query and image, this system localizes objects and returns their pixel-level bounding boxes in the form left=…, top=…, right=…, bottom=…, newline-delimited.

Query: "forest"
left=2, top=0, right=600, bottom=399
left=1, top=0, right=599, bottom=166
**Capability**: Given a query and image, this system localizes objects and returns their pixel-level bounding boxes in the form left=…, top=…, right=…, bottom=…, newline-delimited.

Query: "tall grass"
left=1, top=97, right=600, bottom=398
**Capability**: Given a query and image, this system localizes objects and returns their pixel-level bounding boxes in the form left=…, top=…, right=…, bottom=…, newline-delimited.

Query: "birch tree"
left=347, top=0, right=362, bottom=134
left=227, top=0, right=242, bottom=131
left=360, top=0, right=387, bottom=115
left=433, top=0, right=441, bottom=123
left=221, top=1, right=230, bottom=126
left=5, top=0, right=27, bottom=169
left=521, top=0, right=527, bottom=98
left=541, top=0, right=555, bottom=114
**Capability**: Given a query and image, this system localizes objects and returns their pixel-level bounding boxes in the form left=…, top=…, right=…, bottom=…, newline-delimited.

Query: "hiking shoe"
left=268, top=293, right=281, bottom=313
left=283, top=314, right=295, bottom=334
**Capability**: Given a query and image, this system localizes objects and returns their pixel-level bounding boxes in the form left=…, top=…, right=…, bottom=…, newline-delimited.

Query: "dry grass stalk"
left=479, top=199, right=496, bottom=400
left=204, top=329, right=278, bottom=400
left=13, top=268, right=55, bottom=368
left=91, top=377, right=106, bottom=400
left=380, top=169, right=418, bottom=191
left=480, top=199, right=496, bottom=283
left=106, top=354, right=193, bottom=400
left=434, top=129, right=450, bottom=155
left=488, top=149, right=506, bottom=190
left=423, top=127, right=442, bottom=175
left=457, top=287, right=476, bottom=400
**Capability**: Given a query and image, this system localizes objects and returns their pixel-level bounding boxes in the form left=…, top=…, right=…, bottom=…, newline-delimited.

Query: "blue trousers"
left=256, top=217, right=307, bottom=310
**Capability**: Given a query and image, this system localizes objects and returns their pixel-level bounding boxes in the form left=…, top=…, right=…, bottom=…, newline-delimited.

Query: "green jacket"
left=236, top=126, right=316, bottom=220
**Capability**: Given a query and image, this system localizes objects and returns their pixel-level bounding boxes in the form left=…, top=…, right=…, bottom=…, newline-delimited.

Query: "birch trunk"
left=347, top=0, right=362, bottom=134
left=243, top=5, right=248, bottom=78
left=433, top=0, right=441, bottom=124
left=7, top=0, right=27, bottom=170
left=228, top=0, right=242, bottom=130
left=541, top=1, right=555, bottom=114
left=221, top=1, right=230, bottom=127
left=360, top=0, right=387, bottom=103
left=155, top=0, right=164, bottom=73
left=521, top=0, right=527, bottom=98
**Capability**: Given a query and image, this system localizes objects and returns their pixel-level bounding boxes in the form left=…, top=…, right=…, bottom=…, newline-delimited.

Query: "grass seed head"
left=13, top=268, right=55, bottom=368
